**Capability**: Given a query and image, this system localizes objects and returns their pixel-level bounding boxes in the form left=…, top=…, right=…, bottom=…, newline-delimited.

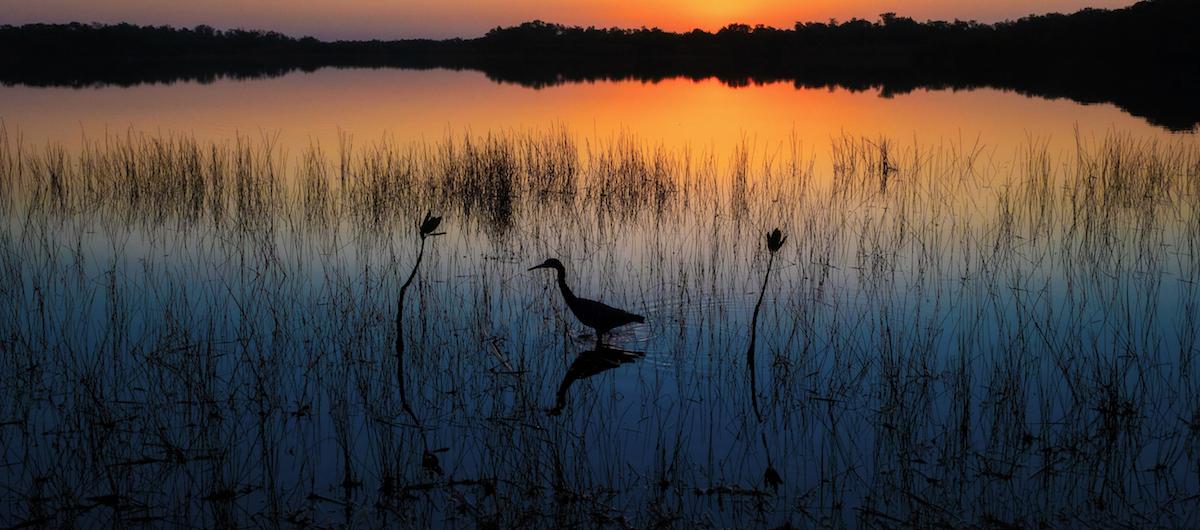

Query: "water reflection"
left=2, top=100, right=1199, bottom=527
left=3, top=71, right=1197, bottom=178
left=548, top=346, right=644, bottom=416
left=3, top=61, right=1198, bottom=132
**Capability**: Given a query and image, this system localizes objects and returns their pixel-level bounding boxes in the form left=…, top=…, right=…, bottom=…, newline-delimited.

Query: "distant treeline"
left=5, top=0, right=1198, bottom=65
left=2, top=0, right=1198, bottom=130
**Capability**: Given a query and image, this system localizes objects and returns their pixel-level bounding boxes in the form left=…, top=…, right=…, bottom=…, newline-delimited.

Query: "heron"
left=528, top=258, right=645, bottom=345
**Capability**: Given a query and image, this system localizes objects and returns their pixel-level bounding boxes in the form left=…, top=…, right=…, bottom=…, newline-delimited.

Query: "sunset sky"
left=1, top=0, right=1137, bottom=40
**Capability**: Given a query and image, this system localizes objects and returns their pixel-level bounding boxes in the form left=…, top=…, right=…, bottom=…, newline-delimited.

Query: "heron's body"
left=530, top=258, right=645, bottom=343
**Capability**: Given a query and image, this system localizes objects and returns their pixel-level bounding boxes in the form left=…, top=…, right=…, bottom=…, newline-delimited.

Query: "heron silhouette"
left=528, top=258, right=645, bottom=345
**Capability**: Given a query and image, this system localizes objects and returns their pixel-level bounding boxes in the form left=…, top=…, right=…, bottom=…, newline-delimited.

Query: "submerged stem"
left=747, top=251, right=775, bottom=423
left=395, top=234, right=426, bottom=426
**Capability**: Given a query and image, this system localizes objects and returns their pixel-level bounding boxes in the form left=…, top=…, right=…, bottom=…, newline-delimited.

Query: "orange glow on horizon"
left=0, top=0, right=1141, bottom=39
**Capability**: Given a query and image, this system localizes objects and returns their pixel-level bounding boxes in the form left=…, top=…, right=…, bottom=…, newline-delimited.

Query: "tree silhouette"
left=2, top=0, right=1197, bottom=129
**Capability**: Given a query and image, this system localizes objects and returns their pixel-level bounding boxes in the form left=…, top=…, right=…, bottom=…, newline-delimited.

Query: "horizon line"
left=1, top=1, right=1148, bottom=42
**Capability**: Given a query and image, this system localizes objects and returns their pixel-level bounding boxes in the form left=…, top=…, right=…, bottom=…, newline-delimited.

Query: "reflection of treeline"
left=2, top=0, right=1198, bottom=130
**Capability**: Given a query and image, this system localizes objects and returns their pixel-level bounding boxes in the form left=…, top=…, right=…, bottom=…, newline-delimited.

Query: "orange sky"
left=0, top=0, right=1138, bottom=39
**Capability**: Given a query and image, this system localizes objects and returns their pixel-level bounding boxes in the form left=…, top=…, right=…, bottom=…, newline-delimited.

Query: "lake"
left=1, top=67, right=1198, bottom=528
left=1, top=67, right=1188, bottom=155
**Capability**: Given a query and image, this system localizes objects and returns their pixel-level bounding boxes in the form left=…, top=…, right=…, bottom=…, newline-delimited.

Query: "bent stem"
left=747, top=249, right=775, bottom=423
left=395, top=234, right=426, bottom=426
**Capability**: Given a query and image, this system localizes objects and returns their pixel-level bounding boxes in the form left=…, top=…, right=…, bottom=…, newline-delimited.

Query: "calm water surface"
left=1, top=68, right=1198, bottom=528
left=1, top=67, right=1187, bottom=156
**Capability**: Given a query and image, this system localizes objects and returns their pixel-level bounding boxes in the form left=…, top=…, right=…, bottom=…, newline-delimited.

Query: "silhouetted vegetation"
left=747, top=228, right=786, bottom=421
left=395, top=212, right=443, bottom=425
left=2, top=0, right=1199, bottom=130
left=2, top=125, right=1199, bottom=526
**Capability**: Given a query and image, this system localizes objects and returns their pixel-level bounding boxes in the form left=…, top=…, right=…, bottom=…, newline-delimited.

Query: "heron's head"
left=528, top=258, right=565, bottom=272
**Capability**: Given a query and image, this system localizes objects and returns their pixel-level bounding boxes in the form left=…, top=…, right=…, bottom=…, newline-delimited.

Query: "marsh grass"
left=0, top=125, right=1198, bottom=527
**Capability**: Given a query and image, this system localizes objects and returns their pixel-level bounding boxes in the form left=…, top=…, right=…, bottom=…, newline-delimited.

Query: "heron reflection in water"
left=547, top=346, right=643, bottom=416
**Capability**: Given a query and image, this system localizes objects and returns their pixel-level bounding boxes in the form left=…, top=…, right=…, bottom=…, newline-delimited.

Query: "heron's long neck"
left=555, top=267, right=577, bottom=303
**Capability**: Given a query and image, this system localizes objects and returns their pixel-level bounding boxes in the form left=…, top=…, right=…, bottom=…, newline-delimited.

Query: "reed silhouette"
left=395, top=212, right=443, bottom=424
left=529, top=258, right=645, bottom=346
left=747, top=229, right=785, bottom=422
left=3, top=127, right=1198, bottom=527
left=547, top=346, right=644, bottom=416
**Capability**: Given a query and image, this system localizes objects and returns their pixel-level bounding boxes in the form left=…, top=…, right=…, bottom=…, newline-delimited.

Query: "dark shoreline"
left=3, top=0, right=1197, bottom=131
